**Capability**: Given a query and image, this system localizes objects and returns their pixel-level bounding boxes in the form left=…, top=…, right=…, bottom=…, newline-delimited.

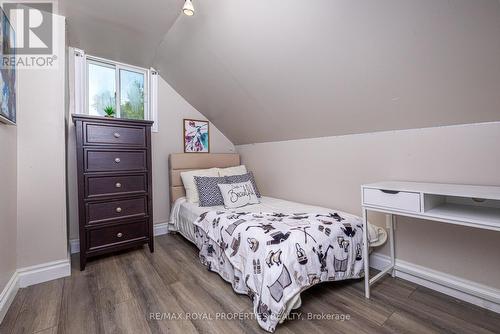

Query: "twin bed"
left=168, top=153, right=386, bottom=332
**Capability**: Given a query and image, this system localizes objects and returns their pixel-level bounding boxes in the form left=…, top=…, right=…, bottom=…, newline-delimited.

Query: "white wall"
left=151, top=77, right=235, bottom=227
left=237, top=122, right=500, bottom=289
left=67, top=75, right=235, bottom=240
left=16, top=15, right=68, bottom=268
left=0, top=125, right=17, bottom=293
left=157, top=0, right=500, bottom=144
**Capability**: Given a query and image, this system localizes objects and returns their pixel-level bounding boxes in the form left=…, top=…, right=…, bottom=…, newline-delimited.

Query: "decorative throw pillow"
left=218, top=165, right=247, bottom=176
left=224, top=172, right=261, bottom=198
left=194, top=175, right=227, bottom=207
left=218, top=181, right=260, bottom=209
left=180, top=168, right=219, bottom=203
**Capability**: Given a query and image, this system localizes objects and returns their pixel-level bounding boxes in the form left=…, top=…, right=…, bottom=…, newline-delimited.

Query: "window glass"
left=120, top=69, right=145, bottom=120
left=88, top=62, right=116, bottom=116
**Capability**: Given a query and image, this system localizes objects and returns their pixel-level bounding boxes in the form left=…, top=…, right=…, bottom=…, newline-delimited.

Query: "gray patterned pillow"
left=224, top=172, right=261, bottom=198
left=194, top=176, right=228, bottom=207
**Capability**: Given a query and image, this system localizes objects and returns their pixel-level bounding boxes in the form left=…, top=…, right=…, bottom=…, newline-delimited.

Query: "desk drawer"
left=363, top=188, right=421, bottom=212
left=87, top=197, right=147, bottom=225
left=85, top=149, right=147, bottom=172
left=85, top=123, right=145, bottom=146
left=87, top=221, right=148, bottom=251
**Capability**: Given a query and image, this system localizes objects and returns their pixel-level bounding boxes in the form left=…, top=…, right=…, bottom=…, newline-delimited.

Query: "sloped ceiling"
left=61, top=0, right=500, bottom=144
left=59, top=0, right=183, bottom=68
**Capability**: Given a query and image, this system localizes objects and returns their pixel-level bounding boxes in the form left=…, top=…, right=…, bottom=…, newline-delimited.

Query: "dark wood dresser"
left=73, top=115, right=154, bottom=270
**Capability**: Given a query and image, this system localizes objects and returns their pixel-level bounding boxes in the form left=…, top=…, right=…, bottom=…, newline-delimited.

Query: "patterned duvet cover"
left=193, top=209, right=365, bottom=332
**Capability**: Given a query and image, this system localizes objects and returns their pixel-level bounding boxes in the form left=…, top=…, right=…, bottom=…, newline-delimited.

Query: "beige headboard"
left=169, top=153, right=241, bottom=203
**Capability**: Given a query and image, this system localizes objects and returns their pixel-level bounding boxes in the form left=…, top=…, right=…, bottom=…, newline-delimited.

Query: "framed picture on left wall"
left=0, top=6, right=16, bottom=125
left=183, top=119, right=209, bottom=153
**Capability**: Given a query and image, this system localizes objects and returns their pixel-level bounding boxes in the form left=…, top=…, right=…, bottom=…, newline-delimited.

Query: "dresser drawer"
left=74, top=115, right=154, bottom=270
left=87, top=197, right=147, bottom=225
left=363, top=188, right=421, bottom=213
left=85, top=149, right=147, bottom=172
left=87, top=221, right=148, bottom=251
left=84, top=123, right=146, bottom=147
left=86, top=174, right=147, bottom=199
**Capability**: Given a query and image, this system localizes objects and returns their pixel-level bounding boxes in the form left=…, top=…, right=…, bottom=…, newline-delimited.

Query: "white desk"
left=361, top=181, right=500, bottom=298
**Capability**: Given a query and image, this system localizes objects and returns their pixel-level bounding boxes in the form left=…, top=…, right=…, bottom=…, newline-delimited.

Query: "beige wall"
left=0, top=125, right=17, bottom=293
left=58, top=1, right=500, bottom=144
left=237, top=122, right=500, bottom=289
left=157, top=0, right=500, bottom=144
left=16, top=15, right=68, bottom=268
left=67, top=76, right=235, bottom=240
left=151, top=77, right=235, bottom=227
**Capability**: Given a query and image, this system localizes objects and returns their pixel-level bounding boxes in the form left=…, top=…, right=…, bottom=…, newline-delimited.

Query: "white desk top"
left=362, top=181, right=500, bottom=200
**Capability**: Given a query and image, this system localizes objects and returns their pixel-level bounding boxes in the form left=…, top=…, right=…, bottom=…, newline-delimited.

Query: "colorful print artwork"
left=184, top=119, right=209, bottom=153
left=0, top=7, right=16, bottom=125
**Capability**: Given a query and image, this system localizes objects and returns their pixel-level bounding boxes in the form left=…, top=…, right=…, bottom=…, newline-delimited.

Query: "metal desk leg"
left=365, top=211, right=397, bottom=298
left=363, top=208, right=370, bottom=298
left=388, top=214, right=396, bottom=278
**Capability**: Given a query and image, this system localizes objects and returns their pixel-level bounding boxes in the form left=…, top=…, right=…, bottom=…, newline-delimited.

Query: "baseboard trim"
left=370, top=253, right=500, bottom=313
left=0, top=272, right=19, bottom=324
left=1, top=258, right=71, bottom=323
left=153, top=222, right=169, bottom=237
left=69, top=222, right=169, bottom=254
left=17, top=259, right=71, bottom=288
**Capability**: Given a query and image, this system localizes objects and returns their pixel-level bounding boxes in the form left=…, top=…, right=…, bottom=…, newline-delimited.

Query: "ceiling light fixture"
left=183, top=0, right=194, bottom=16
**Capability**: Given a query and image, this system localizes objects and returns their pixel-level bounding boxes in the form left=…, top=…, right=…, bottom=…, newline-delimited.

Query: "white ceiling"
left=59, top=0, right=183, bottom=68
left=61, top=0, right=500, bottom=144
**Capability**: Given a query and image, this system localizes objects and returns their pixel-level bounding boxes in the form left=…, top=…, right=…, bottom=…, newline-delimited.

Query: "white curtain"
left=69, top=47, right=86, bottom=115
left=150, top=68, right=159, bottom=132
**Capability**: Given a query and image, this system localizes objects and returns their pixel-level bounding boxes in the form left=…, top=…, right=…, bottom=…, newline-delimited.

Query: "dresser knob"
left=116, top=207, right=122, bottom=213
left=114, top=158, right=121, bottom=163
left=116, top=232, right=123, bottom=238
left=113, top=132, right=121, bottom=138
left=115, top=182, right=122, bottom=188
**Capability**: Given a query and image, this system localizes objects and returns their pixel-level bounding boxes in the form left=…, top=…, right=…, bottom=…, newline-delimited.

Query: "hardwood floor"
left=1, top=234, right=499, bottom=334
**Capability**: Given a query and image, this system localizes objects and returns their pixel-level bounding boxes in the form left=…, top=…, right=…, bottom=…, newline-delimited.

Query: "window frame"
left=85, top=55, right=150, bottom=122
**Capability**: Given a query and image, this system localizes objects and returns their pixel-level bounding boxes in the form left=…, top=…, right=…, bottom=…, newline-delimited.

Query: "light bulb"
left=183, top=0, right=194, bottom=16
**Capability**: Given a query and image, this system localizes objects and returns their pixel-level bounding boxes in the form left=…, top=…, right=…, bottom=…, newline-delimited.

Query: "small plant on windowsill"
left=103, top=105, right=116, bottom=118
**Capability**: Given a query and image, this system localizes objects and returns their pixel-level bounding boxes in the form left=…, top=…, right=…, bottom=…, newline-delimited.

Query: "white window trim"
left=150, top=68, right=159, bottom=132
left=86, top=55, right=150, bottom=121
left=71, top=48, right=158, bottom=132
left=85, top=58, right=116, bottom=115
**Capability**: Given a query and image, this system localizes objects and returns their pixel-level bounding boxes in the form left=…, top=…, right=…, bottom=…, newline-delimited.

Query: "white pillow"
left=180, top=168, right=219, bottom=203
left=218, top=165, right=247, bottom=177
left=218, top=181, right=260, bottom=209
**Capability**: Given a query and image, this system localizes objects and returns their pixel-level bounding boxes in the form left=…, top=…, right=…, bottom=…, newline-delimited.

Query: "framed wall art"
left=0, top=7, right=16, bottom=125
left=183, top=119, right=209, bottom=153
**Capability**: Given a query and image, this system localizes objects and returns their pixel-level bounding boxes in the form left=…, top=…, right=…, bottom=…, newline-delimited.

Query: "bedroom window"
left=87, top=58, right=148, bottom=120
left=71, top=48, right=159, bottom=132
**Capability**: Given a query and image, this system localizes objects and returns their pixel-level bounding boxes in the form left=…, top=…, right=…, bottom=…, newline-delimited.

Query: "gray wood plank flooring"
left=1, top=234, right=499, bottom=334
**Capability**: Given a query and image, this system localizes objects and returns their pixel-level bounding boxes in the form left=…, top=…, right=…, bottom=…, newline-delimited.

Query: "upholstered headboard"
left=169, top=153, right=241, bottom=203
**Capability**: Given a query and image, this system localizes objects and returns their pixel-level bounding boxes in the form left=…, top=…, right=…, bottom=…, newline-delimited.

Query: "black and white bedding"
left=169, top=197, right=387, bottom=332
left=193, top=210, right=364, bottom=332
